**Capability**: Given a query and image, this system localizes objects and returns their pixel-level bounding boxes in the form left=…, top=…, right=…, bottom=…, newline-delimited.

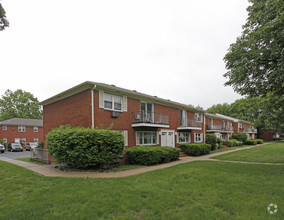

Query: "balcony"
left=132, top=111, right=169, bottom=128
left=245, top=128, right=257, bottom=133
left=207, top=125, right=234, bottom=132
left=178, top=119, right=202, bottom=130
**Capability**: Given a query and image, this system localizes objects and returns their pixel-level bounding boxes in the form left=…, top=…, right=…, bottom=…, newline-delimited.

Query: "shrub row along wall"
left=126, top=146, right=180, bottom=166
left=46, top=126, right=124, bottom=169
left=179, top=144, right=211, bottom=156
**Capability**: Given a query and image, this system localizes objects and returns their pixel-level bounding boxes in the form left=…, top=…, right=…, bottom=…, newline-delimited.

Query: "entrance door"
left=161, top=130, right=175, bottom=148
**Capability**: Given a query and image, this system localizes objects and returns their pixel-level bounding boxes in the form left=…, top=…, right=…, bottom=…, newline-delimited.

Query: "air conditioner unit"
left=111, top=111, right=119, bottom=118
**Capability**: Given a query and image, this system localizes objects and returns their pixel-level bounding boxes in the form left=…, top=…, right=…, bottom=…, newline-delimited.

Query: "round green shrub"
left=205, top=133, right=217, bottom=150
left=126, top=146, right=180, bottom=166
left=232, top=132, right=248, bottom=143
left=46, top=126, right=124, bottom=169
left=180, top=143, right=211, bottom=156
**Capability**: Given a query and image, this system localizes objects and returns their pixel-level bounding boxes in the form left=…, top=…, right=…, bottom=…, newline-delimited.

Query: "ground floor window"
left=136, top=131, right=156, bottom=145
left=228, top=134, right=232, bottom=140
left=34, top=138, right=38, bottom=143
left=116, top=130, right=128, bottom=147
left=22, top=138, right=26, bottom=144
left=194, top=133, right=203, bottom=143
left=222, top=134, right=226, bottom=141
left=3, top=138, right=7, bottom=143
left=178, top=132, right=191, bottom=143
left=215, top=133, right=221, bottom=139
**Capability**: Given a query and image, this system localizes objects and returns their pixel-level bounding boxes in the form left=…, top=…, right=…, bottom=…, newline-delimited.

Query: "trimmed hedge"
left=245, top=139, right=258, bottom=145
left=216, top=138, right=223, bottom=149
left=223, top=139, right=243, bottom=147
left=205, top=133, right=217, bottom=150
left=232, top=132, right=248, bottom=143
left=179, top=143, right=211, bottom=156
left=46, top=126, right=124, bottom=169
left=126, top=146, right=180, bottom=166
left=255, top=139, right=264, bottom=144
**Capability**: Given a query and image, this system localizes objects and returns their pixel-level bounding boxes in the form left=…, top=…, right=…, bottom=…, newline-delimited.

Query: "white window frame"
left=221, top=134, right=226, bottom=141
left=195, top=113, right=202, bottom=122
left=3, top=125, right=7, bottom=130
left=104, top=93, right=122, bottom=111
left=34, top=138, right=38, bottom=143
left=18, top=126, right=26, bottom=132
left=136, top=131, right=157, bottom=146
left=178, top=132, right=191, bottom=144
left=238, top=122, right=242, bottom=128
left=3, top=138, right=7, bottom=143
left=34, top=126, right=38, bottom=132
left=22, top=138, right=26, bottom=144
left=194, top=133, right=203, bottom=143
left=116, top=130, right=128, bottom=147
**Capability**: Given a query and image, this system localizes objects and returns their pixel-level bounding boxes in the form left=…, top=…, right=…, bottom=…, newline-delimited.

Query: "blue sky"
left=0, top=0, right=249, bottom=109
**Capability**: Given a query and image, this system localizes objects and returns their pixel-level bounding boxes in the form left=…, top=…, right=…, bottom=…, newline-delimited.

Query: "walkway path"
left=1, top=143, right=283, bottom=178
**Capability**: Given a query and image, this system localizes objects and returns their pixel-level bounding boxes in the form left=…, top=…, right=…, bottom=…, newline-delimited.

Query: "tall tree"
left=0, top=3, right=9, bottom=31
left=0, top=89, right=42, bottom=121
left=206, top=103, right=231, bottom=116
left=223, top=0, right=284, bottom=96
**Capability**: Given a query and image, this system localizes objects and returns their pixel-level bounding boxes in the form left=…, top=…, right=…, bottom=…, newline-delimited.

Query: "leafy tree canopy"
left=0, top=3, right=9, bottom=31
left=0, top=89, right=42, bottom=121
left=223, top=0, right=284, bottom=97
left=206, top=103, right=231, bottom=116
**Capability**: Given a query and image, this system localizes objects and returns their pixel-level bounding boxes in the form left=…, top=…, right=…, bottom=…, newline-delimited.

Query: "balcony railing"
left=207, top=124, right=234, bottom=132
left=133, top=111, right=169, bottom=125
left=180, top=119, right=202, bottom=128
left=245, top=128, right=258, bottom=133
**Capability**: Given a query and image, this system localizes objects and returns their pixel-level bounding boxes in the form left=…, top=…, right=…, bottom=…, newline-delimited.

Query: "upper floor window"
left=34, top=126, right=38, bottom=132
left=104, top=93, right=122, bottom=111
left=195, top=113, right=202, bottom=122
left=3, top=125, right=7, bottom=130
left=18, top=126, right=26, bottom=132
left=180, top=110, right=187, bottom=126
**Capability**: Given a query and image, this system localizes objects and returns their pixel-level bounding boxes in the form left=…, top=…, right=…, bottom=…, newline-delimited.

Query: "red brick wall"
left=43, top=90, right=92, bottom=140
left=0, top=125, right=43, bottom=149
left=260, top=129, right=273, bottom=141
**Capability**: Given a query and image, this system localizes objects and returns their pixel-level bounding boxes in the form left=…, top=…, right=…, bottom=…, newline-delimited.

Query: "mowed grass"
left=214, top=142, right=284, bottom=163
left=16, top=157, right=46, bottom=166
left=0, top=161, right=283, bottom=219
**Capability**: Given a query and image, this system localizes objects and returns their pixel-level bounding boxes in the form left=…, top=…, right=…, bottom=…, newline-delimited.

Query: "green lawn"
left=210, top=144, right=250, bottom=154
left=213, top=142, right=284, bottom=163
left=16, top=157, right=46, bottom=166
left=0, top=160, right=283, bottom=219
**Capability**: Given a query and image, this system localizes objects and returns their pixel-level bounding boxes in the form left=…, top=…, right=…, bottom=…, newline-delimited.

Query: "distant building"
left=0, top=118, right=43, bottom=149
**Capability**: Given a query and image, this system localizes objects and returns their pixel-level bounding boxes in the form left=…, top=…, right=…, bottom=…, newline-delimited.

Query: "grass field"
left=0, top=160, right=283, bottom=219
left=213, top=142, right=284, bottom=163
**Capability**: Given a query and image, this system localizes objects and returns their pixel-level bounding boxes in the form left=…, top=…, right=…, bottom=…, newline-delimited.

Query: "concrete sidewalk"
left=1, top=143, right=282, bottom=178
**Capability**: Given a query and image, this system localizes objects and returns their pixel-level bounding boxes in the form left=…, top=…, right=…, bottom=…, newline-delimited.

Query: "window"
left=178, top=132, right=191, bottom=143
left=34, top=138, right=38, bottom=143
left=117, top=130, right=128, bottom=147
left=228, top=134, right=232, bottom=140
left=137, top=131, right=156, bottom=145
left=195, top=113, right=202, bottom=122
left=180, top=110, right=187, bottom=126
left=3, top=125, right=7, bottom=130
left=104, top=93, right=122, bottom=111
left=18, top=126, right=26, bottom=132
left=238, top=122, right=242, bottom=128
left=3, top=138, right=7, bottom=143
left=22, top=138, right=26, bottom=144
left=194, top=133, right=203, bottom=143
left=222, top=134, right=226, bottom=141
left=34, top=126, right=38, bottom=132
left=215, top=133, right=221, bottom=139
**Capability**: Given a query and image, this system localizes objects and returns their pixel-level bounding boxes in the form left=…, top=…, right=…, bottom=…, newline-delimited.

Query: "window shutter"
left=156, top=132, right=159, bottom=145
left=123, top=96, right=127, bottom=112
left=99, top=91, right=104, bottom=108
left=135, top=132, right=139, bottom=146
left=123, top=131, right=128, bottom=147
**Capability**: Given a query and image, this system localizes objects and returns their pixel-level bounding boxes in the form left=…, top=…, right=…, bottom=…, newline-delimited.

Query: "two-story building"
left=39, top=81, right=206, bottom=160
left=0, top=118, right=43, bottom=149
left=215, top=114, right=257, bottom=140
left=205, top=113, right=234, bottom=141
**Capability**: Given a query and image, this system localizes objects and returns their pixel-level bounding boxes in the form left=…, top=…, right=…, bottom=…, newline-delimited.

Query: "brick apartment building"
left=39, top=81, right=257, bottom=163
left=0, top=118, right=43, bottom=149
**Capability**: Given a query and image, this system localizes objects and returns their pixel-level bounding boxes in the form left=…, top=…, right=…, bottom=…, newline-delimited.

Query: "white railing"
left=31, top=147, right=49, bottom=163
left=133, top=111, right=169, bottom=125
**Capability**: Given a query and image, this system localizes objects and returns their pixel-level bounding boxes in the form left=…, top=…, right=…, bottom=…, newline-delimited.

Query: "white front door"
left=161, top=130, right=175, bottom=148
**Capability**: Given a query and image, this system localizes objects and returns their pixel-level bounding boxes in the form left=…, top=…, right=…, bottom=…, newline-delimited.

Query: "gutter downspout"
left=203, top=114, right=206, bottom=143
left=91, top=85, right=96, bottom=129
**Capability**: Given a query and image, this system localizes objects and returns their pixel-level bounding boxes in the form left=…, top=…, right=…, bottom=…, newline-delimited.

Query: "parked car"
left=0, top=144, right=5, bottom=153
left=26, top=142, right=38, bottom=151
left=8, top=143, right=23, bottom=152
